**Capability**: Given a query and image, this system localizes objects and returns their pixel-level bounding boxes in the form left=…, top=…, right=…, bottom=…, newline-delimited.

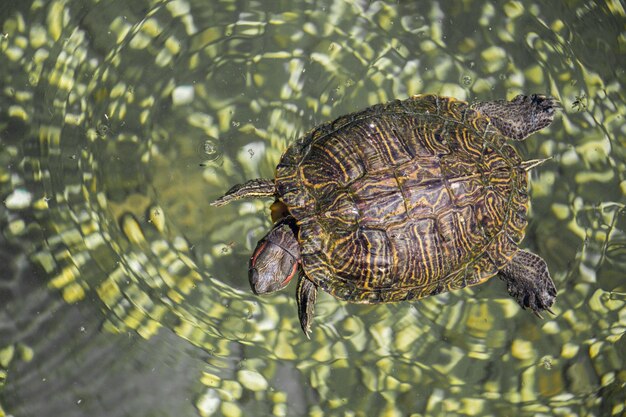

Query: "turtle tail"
left=210, top=178, right=275, bottom=207
left=520, top=157, right=551, bottom=171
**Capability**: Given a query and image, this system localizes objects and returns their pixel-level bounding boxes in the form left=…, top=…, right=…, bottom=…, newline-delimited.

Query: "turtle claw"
left=296, top=276, right=317, bottom=338
left=530, top=94, right=562, bottom=112
left=500, top=250, right=557, bottom=318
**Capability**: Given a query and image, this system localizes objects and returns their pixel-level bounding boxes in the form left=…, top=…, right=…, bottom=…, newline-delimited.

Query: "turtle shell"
left=274, top=95, right=530, bottom=303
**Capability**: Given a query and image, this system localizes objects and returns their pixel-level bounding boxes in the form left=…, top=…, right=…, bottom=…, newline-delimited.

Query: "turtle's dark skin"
left=212, top=94, right=559, bottom=337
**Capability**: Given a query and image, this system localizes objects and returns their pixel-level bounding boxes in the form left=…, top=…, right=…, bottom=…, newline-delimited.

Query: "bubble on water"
left=204, top=140, right=218, bottom=155
left=198, top=137, right=223, bottom=166
left=220, top=241, right=235, bottom=254
left=542, top=356, right=552, bottom=370
left=461, top=75, right=473, bottom=85
left=96, top=122, right=109, bottom=137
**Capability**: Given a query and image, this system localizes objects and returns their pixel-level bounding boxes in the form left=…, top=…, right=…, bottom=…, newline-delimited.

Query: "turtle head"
left=249, top=218, right=301, bottom=294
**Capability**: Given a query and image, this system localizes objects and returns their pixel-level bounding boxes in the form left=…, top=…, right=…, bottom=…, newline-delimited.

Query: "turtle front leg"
left=210, top=178, right=275, bottom=207
left=472, top=94, right=561, bottom=140
left=296, top=275, right=318, bottom=338
left=499, top=249, right=557, bottom=317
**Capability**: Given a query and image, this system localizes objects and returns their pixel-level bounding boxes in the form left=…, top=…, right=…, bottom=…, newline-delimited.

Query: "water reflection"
left=0, top=0, right=624, bottom=416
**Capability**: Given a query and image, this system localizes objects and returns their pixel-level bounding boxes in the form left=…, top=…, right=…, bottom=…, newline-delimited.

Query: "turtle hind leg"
left=499, top=249, right=557, bottom=316
left=296, top=276, right=318, bottom=339
left=472, top=94, right=561, bottom=140
left=210, top=178, right=275, bottom=207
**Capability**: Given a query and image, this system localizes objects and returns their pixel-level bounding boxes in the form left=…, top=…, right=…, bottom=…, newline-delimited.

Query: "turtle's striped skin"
left=212, top=94, right=559, bottom=336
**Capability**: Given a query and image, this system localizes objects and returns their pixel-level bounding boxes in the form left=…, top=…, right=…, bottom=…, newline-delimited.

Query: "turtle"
left=212, top=94, right=559, bottom=337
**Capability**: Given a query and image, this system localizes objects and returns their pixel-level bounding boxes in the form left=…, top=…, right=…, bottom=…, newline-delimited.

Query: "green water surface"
left=0, top=1, right=625, bottom=416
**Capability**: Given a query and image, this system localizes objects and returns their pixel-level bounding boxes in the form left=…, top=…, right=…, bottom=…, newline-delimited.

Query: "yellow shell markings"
left=278, top=96, right=526, bottom=305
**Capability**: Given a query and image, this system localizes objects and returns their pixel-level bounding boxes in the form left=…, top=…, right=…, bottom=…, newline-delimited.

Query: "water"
left=0, top=1, right=624, bottom=416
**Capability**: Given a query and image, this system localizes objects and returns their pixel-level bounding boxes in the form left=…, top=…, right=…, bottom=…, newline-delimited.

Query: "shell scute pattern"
left=274, top=95, right=529, bottom=302
left=349, top=172, right=407, bottom=227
